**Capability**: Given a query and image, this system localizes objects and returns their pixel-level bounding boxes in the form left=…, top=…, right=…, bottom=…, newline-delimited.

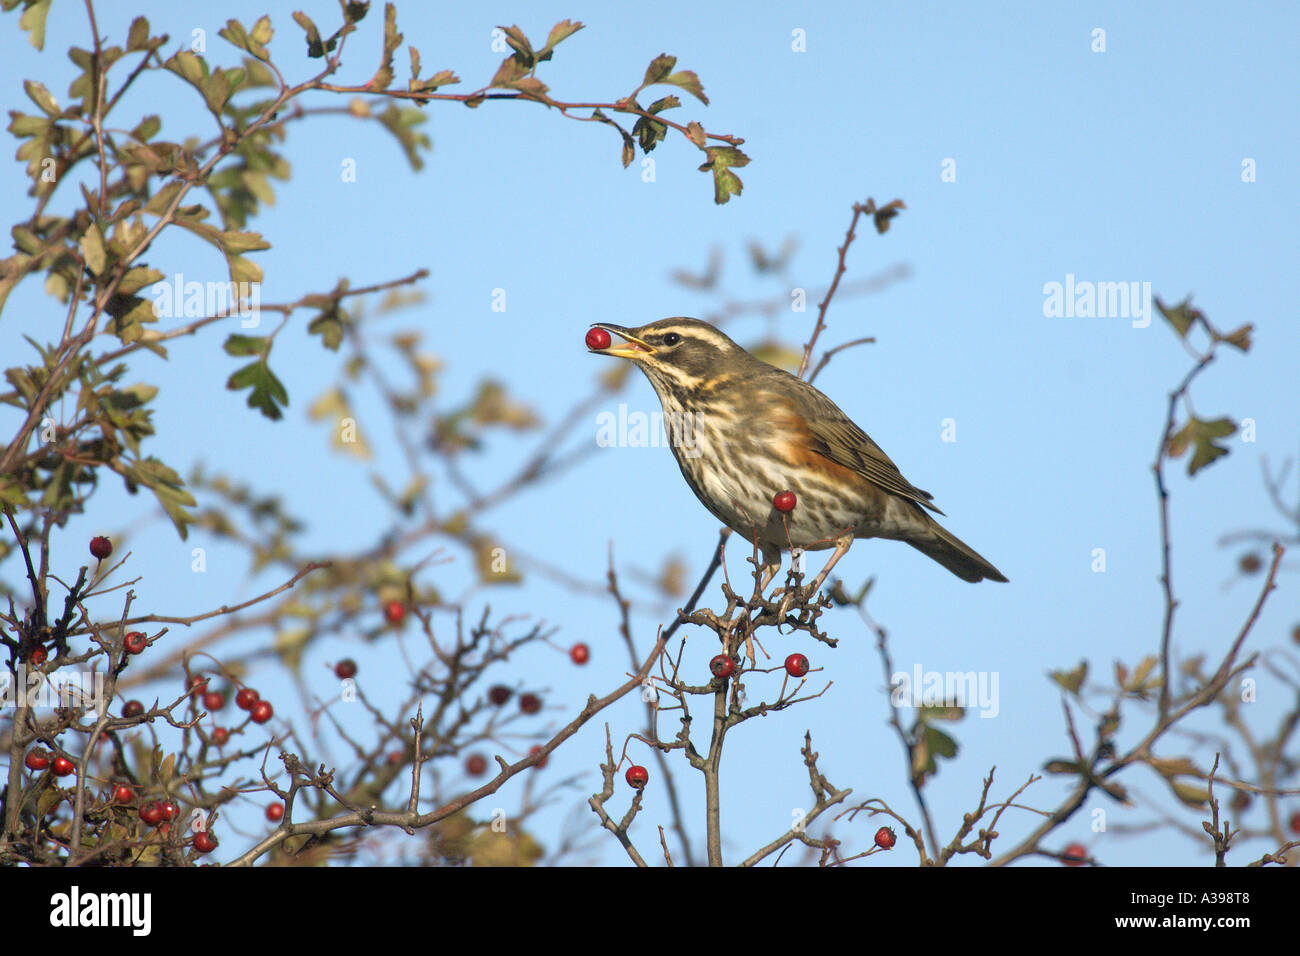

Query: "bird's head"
left=587, top=317, right=753, bottom=401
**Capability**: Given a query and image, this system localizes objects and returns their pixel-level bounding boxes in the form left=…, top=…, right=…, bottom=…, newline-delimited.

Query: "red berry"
left=585, top=327, right=612, bottom=350
left=139, top=801, right=165, bottom=826
left=569, top=643, right=590, bottom=665
left=235, top=687, right=259, bottom=710
left=387, top=749, right=404, bottom=766
left=193, top=830, right=218, bottom=854
left=202, top=690, right=224, bottom=711
left=625, top=765, right=649, bottom=789
left=1288, top=811, right=1300, bottom=835
left=25, top=749, right=49, bottom=771
left=187, top=674, right=209, bottom=697
left=874, top=826, right=896, bottom=850
left=487, top=685, right=512, bottom=706
left=123, top=631, right=147, bottom=655
left=519, top=693, right=542, bottom=715
left=709, top=654, right=735, bottom=679
left=465, top=753, right=488, bottom=776
left=1062, top=843, right=1088, bottom=866
left=90, top=536, right=112, bottom=560
left=773, top=490, right=797, bottom=513
left=161, top=801, right=179, bottom=822
left=335, top=658, right=358, bottom=680
left=249, top=699, right=274, bottom=724
left=784, top=653, right=809, bottom=678
left=122, top=699, right=145, bottom=718
left=266, top=802, right=285, bottom=822
left=529, top=745, right=547, bottom=768
left=28, top=646, right=47, bottom=666
left=113, top=784, right=134, bottom=804
left=211, top=727, right=230, bottom=746
left=383, top=600, right=406, bottom=625
left=53, top=756, right=75, bottom=777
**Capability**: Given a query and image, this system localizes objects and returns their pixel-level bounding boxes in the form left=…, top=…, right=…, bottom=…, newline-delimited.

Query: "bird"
left=586, top=317, right=1007, bottom=598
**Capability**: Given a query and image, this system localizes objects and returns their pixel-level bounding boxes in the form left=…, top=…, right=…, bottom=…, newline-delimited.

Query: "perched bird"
left=587, top=318, right=1007, bottom=595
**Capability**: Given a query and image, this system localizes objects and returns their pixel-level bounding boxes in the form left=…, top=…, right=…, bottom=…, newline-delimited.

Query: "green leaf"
left=228, top=360, right=288, bottom=420
left=368, top=2, right=402, bottom=90
left=308, top=305, right=347, bottom=351
left=80, top=224, right=107, bottom=275
left=632, top=114, right=667, bottom=153
left=16, top=0, right=51, bottom=50
left=642, top=54, right=676, bottom=87
left=1155, top=296, right=1201, bottom=338
left=698, top=146, right=749, bottom=205
left=24, top=79, right=60, bottom=117
left=1166, top=416, right=1236, bottom=476
left=497, top=24, right=534, bottom=65
left=541, top=19, right=583, bottom=56
left=226, top=253, right=263, bottom=285
left=126, top=16, right=150, bottom=52
left=663, top=70, right=708, bottom=104
left=1049, top=660, right=1088, bottom=696
left=293, top=10, right=332, bottom=57
left=1214, top=323, right=1253, bottom=352
left=375, top=104, right=431, bottom=171
left=219, top=230, right=271, bottom=254
left=223, top=334, right=269, bottom=358
left=117, top=266, right=164, bottom=296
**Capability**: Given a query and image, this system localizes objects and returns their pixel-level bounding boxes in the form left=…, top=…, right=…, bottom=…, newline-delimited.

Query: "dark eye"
left=662, top=332, right=682, bottom=346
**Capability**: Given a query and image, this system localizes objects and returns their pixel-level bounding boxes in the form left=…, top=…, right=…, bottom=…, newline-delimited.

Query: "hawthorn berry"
left=487, top=685, right=512, bottom=706
left=465, top=753, right=488, bottom=776
left=585, top=327, right=612, bottom=351
left=1062, top=843, right=1088, bottom=866
left=874, top=826, right=896, bottom=850
left=383, top=600, right=406, bottom=625
left=529, top=745, right=547, bottom=768
left=1238, top=552, right=1262, bottom=574
left=122, top=699, right=145, bottom=718
left=266, top=803, right=285, bottom=823
left=249, top=699, right=274, bottom=724
left=709, top=654, right=736, bottom=679
left=113, top=784, right=134, bottom=804
left=123, top=632, right=147, bottom=655
left=773, top=490, right=797, bottom=513
left=52, top=756, right=75, bottom=777
left=335, top=658, right=358, bottom=680
left=28, top=646, right=47, bottom=666
left=625, top=765, right=649, bottom=789
left=235, top=687, right=259, bottom=710
left=193, top=831, right=218, bottom=854
left=202, top=690, right=224, bottom=712
left=519, top=693, right=542, bottom=715
left=90, top=536, right=112, bottom=560
left=187, top=674, right=209, bottom=697
left=1288, top=811, right=1300, bottom=836
left=25, top=749, right=49, bottom=772
left=569, top=643, right=590, bottom=665
left=211, top=727, right=230, bottom=746
left=139, top=802, right=165, bottom=826
left=784, top=653, right=810, bottom=678
left=160, top=801, right=179, bottom=822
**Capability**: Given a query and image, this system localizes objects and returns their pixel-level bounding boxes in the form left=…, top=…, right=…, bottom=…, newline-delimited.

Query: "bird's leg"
left=804, top=534, right=853, bottom=600
left=776, top=536, right=852, bottom=621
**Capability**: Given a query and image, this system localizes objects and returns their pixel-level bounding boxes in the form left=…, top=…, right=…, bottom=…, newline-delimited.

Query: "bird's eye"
left=662, top=332, right=682, bottom=346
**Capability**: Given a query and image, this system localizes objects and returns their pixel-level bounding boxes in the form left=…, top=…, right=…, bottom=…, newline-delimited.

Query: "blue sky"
left=2, top=1, right=1298, bottom=866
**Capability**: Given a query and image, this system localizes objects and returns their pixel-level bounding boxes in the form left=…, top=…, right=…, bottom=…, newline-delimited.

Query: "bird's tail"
left=907, top=516, right=1008, bottom=583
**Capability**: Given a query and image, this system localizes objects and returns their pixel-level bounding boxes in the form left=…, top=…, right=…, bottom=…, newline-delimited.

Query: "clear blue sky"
left=2, top=1, right=1297, bottom=865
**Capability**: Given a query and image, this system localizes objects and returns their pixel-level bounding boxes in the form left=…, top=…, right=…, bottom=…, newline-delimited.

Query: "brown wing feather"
left=786, top=379, right=944, bottom=515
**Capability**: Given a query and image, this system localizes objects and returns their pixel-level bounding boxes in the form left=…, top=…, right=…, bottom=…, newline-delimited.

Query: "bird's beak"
left=590, top=323, right=654, bottom=359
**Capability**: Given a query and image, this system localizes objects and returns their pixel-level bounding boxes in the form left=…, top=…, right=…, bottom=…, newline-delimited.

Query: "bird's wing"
left=797, top=384, right=944, bottom=515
